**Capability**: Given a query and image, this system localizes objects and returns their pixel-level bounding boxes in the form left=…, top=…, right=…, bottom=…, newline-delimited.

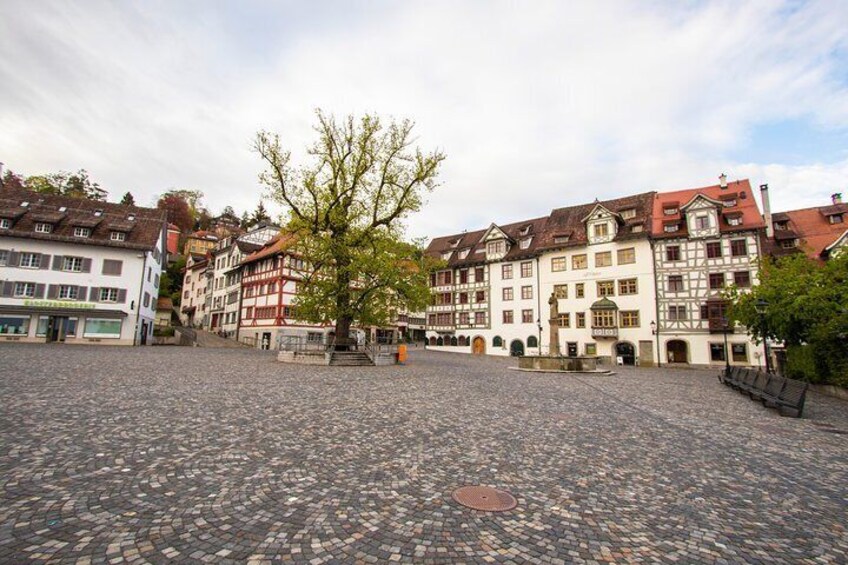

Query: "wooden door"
left=472, top=336, right=485, bottom=355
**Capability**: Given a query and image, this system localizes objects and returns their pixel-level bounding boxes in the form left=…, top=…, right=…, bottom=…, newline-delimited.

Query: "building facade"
left=180, top=254, right=209, bottom=327
left=650, top=178, right=765, bottom=367
left=0, top=188, right=165, bottom=345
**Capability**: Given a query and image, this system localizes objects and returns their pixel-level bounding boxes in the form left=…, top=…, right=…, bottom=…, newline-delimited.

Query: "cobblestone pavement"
left=1, top=345, right=847, bottom=564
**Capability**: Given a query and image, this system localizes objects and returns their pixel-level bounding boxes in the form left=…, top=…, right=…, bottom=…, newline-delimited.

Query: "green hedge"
left=153, top=326, right=175, bottom=337
left=786, top=344, right=848, bottom=388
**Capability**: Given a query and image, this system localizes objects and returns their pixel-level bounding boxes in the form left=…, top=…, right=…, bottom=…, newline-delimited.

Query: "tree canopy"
left=18, top=169, right=108, bottom=200
left=255, top=110, right=445, bottom=342
left=120, top=191, right=136, bottom=206
left=727, top=253, right=848, bottom=385
left=157, top=194, right=194, bottom=232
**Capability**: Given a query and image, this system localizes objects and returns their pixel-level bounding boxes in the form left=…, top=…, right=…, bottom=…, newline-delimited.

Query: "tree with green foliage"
left=1, top=169, right=26, bottom=190
left=255, top=110, right=445, bottom=344
left=250, top=200, right=271, bottom=225
left=120, top=191, right=136, bottom=206
left=727, top=253, right=848, bottom=385
left=25, top=169, right=107, bottom=200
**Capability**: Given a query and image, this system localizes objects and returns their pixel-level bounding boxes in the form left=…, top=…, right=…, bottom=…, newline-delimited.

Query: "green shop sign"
left=23, top=300, right=98, bottom=310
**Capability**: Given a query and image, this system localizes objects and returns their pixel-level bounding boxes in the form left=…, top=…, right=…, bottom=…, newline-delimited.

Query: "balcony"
left=708, top=319, right=736, bottom=334
left=591, top=327, right=618, bottom=339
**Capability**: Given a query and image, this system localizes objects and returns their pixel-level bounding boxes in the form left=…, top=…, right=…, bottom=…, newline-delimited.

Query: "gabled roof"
left=651, top=179, right=764, bottom=238
left=240, top=233, right=297, bottom=266
left=765, top=201, right=848, bottom=259
left=425, top=215, right=549, bottom=267
left=0, top=187, right=165, bottom=251
left=580, top=203, right=621, bottom=223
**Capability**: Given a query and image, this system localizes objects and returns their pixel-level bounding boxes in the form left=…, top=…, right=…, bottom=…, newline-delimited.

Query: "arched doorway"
left=436, top=337, right=444, bottom=346
left=492, top=335, right=503, bottom=348
left=615, top=341, right=636, bottom=365
left=527, top=335, right=538, bottom=350
left=472, top=336, right=486, bottom=355
left=667, top=340, right=688, bottom=364
left=450, top=336, right=458, bottom=346
left=458, top=335, right=467, bottom=347
left=510, top=339, right=525, bottom=357
left=428, top=336, right=437, bottom=346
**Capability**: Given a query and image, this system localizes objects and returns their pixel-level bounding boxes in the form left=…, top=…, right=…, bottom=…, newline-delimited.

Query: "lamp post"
left=755, top=299, right=772, bottom=373
left=722, top=318, right=731, bottom=374
left=537, top=318, right=543, bottom=355
left=650, top=320, right=661, bottom=368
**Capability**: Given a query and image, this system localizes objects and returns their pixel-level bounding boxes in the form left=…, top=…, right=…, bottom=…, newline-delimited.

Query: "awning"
left=0, top=305, right=126, bottom=318
left=590, top=298, right=619, bottom=311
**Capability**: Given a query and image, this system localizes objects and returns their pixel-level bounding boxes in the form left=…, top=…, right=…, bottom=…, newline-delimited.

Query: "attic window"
left=774, top=220, right=789, bottom=230
left=74, top=227, right=91, bottom=238
left=0, top=219, right=10, bottom=229
left=58, top=206, right=67, bottom=212
left=94, top=209, right=103, bottom=217
left=441, top=251, right=452, bottom=260
left=34, top=222, right=52, bottom=233
left=553, top=235, right=570, bottom=244
left=664, top=223, right=679, bottom=233
left=487, top=240, right=506, bottom=256
left=519, top=225, right=531, bottom=236
left=459, top=248, right=470, bottom=259
left=449, top=239, right=460, bottom=248
left=21, top=201, right=29, bottom=208
left=726, top=216, right=743, bottom=226
left=111, top=231, right=127, bottom=241
left=780, top=239, right=798, bottom=249
left=829, top=214, right=844, bottom=224
left=722, top=198, right=737, bottom=207
left=127, top=214, right=136, bottom=221
left=620, top=208, right=636, bottom=220
left=519, top=237, right=532, bottom=249
left=663, top=207, right=678, bottom=216
left=631, top=223, right=644, bottom=233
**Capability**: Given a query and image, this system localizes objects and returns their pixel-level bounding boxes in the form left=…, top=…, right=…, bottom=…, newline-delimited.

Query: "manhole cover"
left=451, top=486, right=518, bottom=512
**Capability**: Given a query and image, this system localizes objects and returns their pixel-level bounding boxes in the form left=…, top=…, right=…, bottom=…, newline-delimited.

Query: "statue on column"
left=548, top=292, right=560, bottom=356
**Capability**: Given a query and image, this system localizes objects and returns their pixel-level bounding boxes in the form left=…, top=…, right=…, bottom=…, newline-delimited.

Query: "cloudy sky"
left=1, top=1, right=847, bottom=240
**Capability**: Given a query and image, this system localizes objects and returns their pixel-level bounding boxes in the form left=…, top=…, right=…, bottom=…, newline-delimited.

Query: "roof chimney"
left=719, top=173, right=728, bottom=189
left=832, top=193, right=843, bottom=205
left=760, top=184, right=773, bottom=238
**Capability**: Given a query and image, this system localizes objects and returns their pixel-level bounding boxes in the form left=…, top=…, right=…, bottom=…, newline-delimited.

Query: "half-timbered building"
left=764, top=191, right=847, bottom=261
left=650, top=177, right=765, bottom=367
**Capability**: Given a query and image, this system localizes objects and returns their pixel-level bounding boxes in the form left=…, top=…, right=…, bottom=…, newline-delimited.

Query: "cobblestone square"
left=1, top=344, right=846, bottom=564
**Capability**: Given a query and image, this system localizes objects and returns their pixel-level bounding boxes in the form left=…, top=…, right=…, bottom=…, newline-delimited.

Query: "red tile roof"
left=767, top=202, right=848, bottom=259
left=651, top=179, right=764, bottom=238
left=240, top=233, right=297, bottom=265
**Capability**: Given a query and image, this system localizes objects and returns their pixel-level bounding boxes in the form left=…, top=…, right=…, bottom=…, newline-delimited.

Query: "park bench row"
left=719, top=366, right=808, bottom=418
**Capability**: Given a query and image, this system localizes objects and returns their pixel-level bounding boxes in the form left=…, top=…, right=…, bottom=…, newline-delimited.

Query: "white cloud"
left=1, top=0, right=847, bottom=240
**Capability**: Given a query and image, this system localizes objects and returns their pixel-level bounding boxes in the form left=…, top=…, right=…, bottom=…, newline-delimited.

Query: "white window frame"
left=14, top=282, right=35, bottom=298
left=74, top=227, right=92, bottom=238
left=63, top=256, right=83, bottom=272
left=35, top=222, right=52, bottom=233
left=59, top=285, right=79, bottom=300
left=0, top=218, right=10, bottom=229
left=110, top=231, right=126, bottom=241
left=19, top=253, right=40, bottom=268
left=99, top=288, right=119, bottom=302
left=0, top=250, right=8, bottom=266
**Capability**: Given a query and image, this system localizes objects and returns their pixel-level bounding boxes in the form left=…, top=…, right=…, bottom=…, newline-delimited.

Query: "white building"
left=180, top=254, right=209, bottom=328
left=425, top=193, right=659, bottom=364
left=651, top=178, right=765, bottom=367
left=0, top=188, right=165, bottom=345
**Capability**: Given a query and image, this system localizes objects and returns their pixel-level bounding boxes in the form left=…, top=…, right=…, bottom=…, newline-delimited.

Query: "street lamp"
left=722, top=318, right=731, bottom=375
left=650, top=320, right=661, bottom=368
left=537, top=318, right=543, bottom=355
left=755, top=299, right=772, bottom=373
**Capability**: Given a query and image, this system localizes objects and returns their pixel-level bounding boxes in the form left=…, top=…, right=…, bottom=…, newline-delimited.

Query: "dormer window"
left=94, top=209, right=103, bottom=217
left=774, top=221, right=789, bottom=231
left=780, top=239, right=798, bottom=249
left=829, top=214, right=844, bottom=224
left=519, top=237, right=532, bottom=250
left=74, top=227, right=91, bottom=238
left=664, top=223, right=679, bottom=233
left=663, top=207, right=678, bottom=216
left=59, top=206, right=67, bottom=212
left=723, top=198, right=737, bottom=207
left=631, top=224, right=644, bottom=233
left=21, top=201, right=29, bottom=208
left=593, top=224, right=609, bottom=238
left=620, top=208, right=636, bottom=219
left=0, top=219, right=9, bottom=229
left=726, top=216, right=743, bottom=226
left=486, top=240, right=506, bottom=256
left=35, top=222, right=53, bottom=233
left=441, top=251, right=452, bottom=260
left=553, top=235, right=570, bottom=244
left=695, top=215, right=710, bottom=230
left=127, top=214, right=136, bottom=221
left=519, top=225, right=531, bottom=236
left=111, top=231, right=127, bottom=241
left=458, top=248, right=470, bottom=259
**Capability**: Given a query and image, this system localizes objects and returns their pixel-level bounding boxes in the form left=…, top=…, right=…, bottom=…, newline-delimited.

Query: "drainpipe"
left=133, top=250, right=149, bottom=346
left=650, top=239, right=661, bottom=367
left=536, top=256, right=542, bottom=354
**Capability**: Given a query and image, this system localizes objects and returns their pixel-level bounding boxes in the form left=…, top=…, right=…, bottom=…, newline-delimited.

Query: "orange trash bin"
left=398, top=344, right=408, bottom=364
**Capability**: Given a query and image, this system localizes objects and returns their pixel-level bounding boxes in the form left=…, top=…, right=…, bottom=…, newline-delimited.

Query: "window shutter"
left=89, top=287, right=100, bottom=302
left=117, top=289, right=127, bottom=303
left=47, top=285, right=59, bottom=299
left=52, top=255, right=64, bottom=270
left=77, top=286, right=87, bottom=301
left=34, top=283, right=46, bottom=298
left=81, top=258, right=92, bottom=273
left=39, top=254, right=51, bottom=270
left=8, top=251, right=19, bottom=266
left=0, top=281, right=13, bottom=297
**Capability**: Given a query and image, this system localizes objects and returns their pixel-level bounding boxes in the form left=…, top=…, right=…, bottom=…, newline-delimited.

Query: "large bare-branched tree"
left=255, top=110, right=445, bottom=343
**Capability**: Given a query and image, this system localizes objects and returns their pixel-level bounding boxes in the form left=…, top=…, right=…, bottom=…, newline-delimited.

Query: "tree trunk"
left=333, top=249, right=353, bottom=349
left=334, top=316, right=353, bottom=349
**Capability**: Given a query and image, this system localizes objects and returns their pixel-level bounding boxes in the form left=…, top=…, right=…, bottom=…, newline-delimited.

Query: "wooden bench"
left=719, top=367, right=808, bottom=418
